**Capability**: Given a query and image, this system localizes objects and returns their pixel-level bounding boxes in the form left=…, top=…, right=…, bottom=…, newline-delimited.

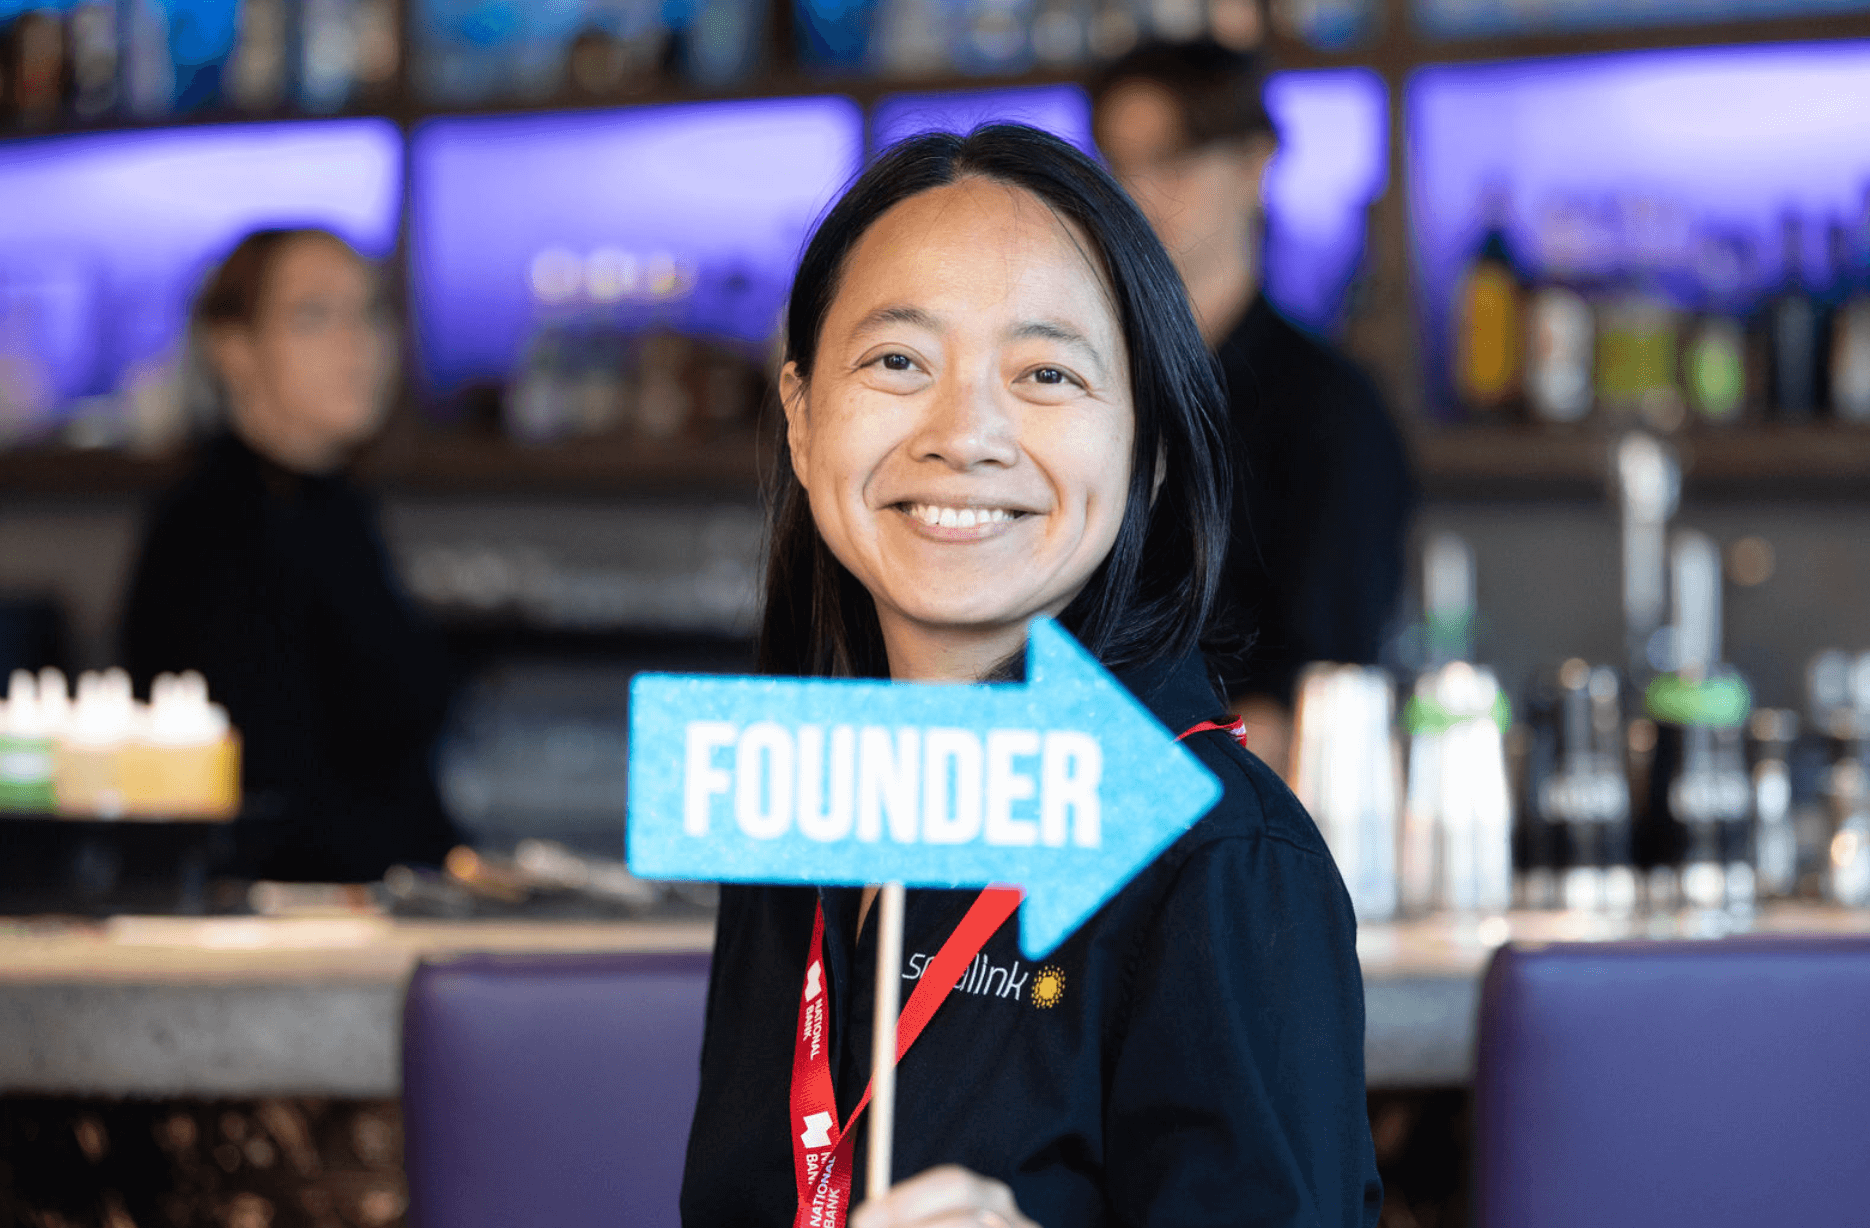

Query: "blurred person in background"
left=123, top=227, right=459, bottom=881
left=1094, top=41, right=1414, bottom=776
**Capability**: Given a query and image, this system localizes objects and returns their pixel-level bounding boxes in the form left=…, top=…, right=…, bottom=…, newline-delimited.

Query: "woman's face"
left=782, top=178, right=1135, bottom=671
left=215, top=235, right=388, bottom=469
left=1096, top=80, right=1272, bottom=292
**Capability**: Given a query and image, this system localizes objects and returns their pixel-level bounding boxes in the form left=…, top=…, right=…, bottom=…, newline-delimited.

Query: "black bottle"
left=1767, top=212, right=1822, bottom=420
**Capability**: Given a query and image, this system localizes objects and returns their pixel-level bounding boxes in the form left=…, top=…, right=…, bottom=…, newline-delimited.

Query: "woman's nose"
left=908, top=373, right=1019, bottom=470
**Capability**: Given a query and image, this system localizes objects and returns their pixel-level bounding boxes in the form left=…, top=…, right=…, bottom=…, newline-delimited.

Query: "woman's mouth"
left=894, top=502, right=1031, bottom=537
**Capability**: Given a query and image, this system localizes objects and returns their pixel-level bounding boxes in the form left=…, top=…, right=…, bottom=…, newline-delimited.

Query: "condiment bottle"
left=123, top=671, right=240, bottom=818
left=55, top=668, right=135, bottom=817
left=0, top=669, right=57, bottom=811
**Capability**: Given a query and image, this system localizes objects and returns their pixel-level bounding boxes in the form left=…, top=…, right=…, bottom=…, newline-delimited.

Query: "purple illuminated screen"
left=1410, top=41, right=1870, bottom=412
left=0, top=120, right=401, bottom=419
left=410, top=97, right=864, bottom=397
left=871, top=84, right=1095, bottom=155
left=1262, top=68, right=1389, bottom=333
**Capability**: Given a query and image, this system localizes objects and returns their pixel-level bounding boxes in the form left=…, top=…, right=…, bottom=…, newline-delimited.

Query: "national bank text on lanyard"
left=789, top=886, right=1022, bottom=1228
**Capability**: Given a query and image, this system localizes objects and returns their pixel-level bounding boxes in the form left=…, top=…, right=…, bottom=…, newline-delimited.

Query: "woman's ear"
left=780, top=361, right=810, bottom=486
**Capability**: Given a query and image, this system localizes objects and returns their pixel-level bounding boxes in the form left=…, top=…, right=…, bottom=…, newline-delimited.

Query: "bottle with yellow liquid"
left=1596, top=278, right=1684, bottom=430
left=1453, top=205, right=1526, bottom=420
left=120, top=671, right=240, bottom=819
left=55, top=668, right=137, bottom=817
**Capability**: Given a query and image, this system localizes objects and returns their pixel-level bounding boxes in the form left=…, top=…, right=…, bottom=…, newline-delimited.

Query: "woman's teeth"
left=905, top=504, right=1017, bottom=529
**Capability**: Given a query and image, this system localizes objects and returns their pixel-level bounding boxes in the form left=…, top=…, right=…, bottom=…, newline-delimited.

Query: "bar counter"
left=4, top=905, right=1868, bottom=1098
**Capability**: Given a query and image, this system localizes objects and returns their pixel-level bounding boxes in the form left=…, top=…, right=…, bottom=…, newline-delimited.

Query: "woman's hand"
left=849, top=1165, right=1038, bottom=1228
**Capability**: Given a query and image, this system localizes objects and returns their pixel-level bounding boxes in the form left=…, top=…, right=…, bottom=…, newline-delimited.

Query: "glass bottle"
left=1830, top=188, right=1870, bottom=424
left=1767, top=211, right=1820, bottom=420
left=351, top=0, right=399, bottom=102
left=300, top=0, right=359, bottom=113
left=1825, top=654, right=1870, bottom=907
left=1524, top=203, right=1596, bottom=426
left=1028, top=0, right=1087, bottom=67
left=1596, top=202, right=1684, bottom=432
left=1593, top=666, right=1638, bottom=914
left=1681, top=233, right=1752, bottom=428
left=7, top=9, right=66, bottom=126
left=1645, top=531, right=1753, bottom=921
left=1749, top=708, right=1798, bottom=900
left=67, top=1, right=120, bottom=119
left=1453, top=195, right=1526, bottom=420
left=1534, top=660, right=1632, bottom=914
left=871, top=0, right=954, bottom=75
left=123, top=0, right=177, bottom=117
left=0, top=670, right=58, bottom=812
left=227, top=0, right=289, bottom=110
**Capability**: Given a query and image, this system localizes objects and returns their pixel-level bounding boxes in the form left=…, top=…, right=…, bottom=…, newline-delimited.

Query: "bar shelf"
left=1415, top=422, right=1870, bottom=501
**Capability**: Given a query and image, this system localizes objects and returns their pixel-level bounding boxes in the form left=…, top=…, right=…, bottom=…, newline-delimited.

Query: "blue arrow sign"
left=626, top=618, right=1222, bottom=958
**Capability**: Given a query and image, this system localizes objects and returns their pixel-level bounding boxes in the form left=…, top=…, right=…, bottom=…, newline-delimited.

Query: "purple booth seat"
left=1473, top=936, right=1870, bottom=1228
left=402, top=950, right=711, bottom=1228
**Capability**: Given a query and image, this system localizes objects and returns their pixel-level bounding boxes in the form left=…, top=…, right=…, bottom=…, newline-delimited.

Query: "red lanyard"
left=1176, top=714, right=1248, bottom=748
left=787, top=717, right=1232, bottom=1225
left=789, top=885, right=1022, bottom=1228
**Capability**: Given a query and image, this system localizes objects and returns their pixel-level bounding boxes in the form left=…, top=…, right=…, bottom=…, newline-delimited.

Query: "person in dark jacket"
left=1094, top=40, right=1415, bottom=777
left=123, top=228, right=458, bottom=882
left=680, top=125, right=1380, bottom=1228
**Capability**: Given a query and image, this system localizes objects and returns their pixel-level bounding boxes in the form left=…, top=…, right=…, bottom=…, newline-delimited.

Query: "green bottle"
left=0, top=669, right=58, bottom=813
left=1682, top=233, right=1751, bottom=426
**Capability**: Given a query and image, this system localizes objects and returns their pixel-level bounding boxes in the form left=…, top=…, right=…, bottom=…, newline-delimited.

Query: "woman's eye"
left=880, top=353, right=914, bottom=371
left=1024, top=366, right=1078, bottom=389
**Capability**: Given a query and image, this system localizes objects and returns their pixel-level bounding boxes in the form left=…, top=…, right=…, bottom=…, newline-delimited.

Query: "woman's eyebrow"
left=852, top=303, right=942, bottom=337
left=1008, top=319, right=1107, bottom=378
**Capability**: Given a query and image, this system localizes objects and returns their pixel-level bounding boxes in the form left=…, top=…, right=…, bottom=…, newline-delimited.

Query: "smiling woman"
left=779, top=177, right=1135, bottom=685
left=760, top=125, right=1231, bottom=686
left=682, top=126, right=1382, bottom=1228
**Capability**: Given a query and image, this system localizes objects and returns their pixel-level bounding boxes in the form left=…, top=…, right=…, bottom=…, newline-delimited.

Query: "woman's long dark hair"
left=759, top=123, right=1232, bottom=681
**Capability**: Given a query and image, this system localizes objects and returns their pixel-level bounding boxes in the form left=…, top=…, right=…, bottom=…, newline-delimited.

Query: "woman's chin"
left=885, top=595, right=1054, bottom=640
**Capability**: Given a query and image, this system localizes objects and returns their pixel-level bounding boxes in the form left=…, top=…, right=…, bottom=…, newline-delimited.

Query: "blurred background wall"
left=3, top=0, right=1869, bottom=861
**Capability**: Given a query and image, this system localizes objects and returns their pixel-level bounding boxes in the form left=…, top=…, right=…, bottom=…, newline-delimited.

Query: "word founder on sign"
left=629, top=620, right=1223, bottom=957
left=682, top=722, right=1103, bottom=850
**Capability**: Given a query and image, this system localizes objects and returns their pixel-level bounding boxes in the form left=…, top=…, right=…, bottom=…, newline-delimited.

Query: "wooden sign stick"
left=867, top=881, right=907, bottom=1201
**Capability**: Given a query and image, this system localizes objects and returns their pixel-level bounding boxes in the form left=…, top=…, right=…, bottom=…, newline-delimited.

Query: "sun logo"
left=1030, top=965, right=1066, bottom=1009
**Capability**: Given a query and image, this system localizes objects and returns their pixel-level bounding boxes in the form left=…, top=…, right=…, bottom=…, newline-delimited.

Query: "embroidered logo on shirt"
left=904, top=950, right=1029, bottom=1001
left=1030, top=965, right=1066, bottom=1009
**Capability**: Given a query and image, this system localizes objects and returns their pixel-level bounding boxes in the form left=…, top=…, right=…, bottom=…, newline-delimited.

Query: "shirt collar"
left=1114, top=650, right=1223, bottom=739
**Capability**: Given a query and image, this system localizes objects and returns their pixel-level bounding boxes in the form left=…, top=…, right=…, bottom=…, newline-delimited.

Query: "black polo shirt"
left=1214, top=294, right=1414, bottom=705
left=680, top=650, right=1381, bottom=1227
